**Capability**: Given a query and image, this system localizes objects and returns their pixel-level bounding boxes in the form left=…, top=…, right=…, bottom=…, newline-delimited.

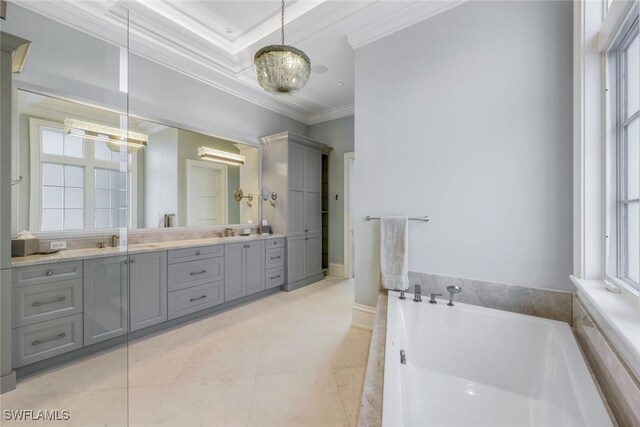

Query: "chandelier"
left=254, top=0, right=311, bottom=94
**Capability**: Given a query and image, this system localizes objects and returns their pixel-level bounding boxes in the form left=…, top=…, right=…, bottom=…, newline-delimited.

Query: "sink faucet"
left=413, top=284, right=422, bottom=302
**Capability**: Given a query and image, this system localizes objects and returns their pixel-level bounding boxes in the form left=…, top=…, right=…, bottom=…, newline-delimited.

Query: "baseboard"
left=352, top=303, right=376, bottom=331
left=329, top=263, right=345, bottom=278
left=1, top=371, right=16, bottom=394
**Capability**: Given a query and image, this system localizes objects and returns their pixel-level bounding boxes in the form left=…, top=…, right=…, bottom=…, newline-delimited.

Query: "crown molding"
left=346, top=0, right=468, bottom=50
left=308, top=104, right=354, bottom=125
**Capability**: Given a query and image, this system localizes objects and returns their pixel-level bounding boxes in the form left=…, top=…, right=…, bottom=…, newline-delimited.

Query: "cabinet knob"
left=124, top=260, right=129, bottom=265
left=130, top=259, right=136, bottom=263
left=196, top=250, right=201, bottom=256
left=305, top=229, right=309, bottom=233
left=46, top=270, right=53, bottom=276
left=305, top=238, right=309, bottom=241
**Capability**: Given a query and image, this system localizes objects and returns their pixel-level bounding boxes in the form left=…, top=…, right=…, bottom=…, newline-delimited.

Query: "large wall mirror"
left=13, top=89, right=260, bottom=235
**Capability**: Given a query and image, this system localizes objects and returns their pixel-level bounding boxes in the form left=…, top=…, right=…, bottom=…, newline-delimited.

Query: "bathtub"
left=382, top=293, right=612, bottom=427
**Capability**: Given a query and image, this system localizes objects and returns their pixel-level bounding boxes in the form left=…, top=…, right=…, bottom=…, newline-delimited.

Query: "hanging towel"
left=380, top=216, right=409, bottom=290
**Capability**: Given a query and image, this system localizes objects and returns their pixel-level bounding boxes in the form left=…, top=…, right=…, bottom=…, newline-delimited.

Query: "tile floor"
left=0, top=277, right=370, bottom=427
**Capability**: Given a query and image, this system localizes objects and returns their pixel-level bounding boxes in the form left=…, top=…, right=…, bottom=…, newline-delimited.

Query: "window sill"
left=570, top=275, right=640, bottom=380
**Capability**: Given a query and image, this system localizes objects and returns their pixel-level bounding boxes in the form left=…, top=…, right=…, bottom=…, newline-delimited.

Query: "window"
left=612, top=18, right=640, bottom=291
left=29, top=118, right=136, bottom=233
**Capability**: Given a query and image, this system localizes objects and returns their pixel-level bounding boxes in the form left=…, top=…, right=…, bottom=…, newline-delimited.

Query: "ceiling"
left=13, top=0, right=466, bottom=124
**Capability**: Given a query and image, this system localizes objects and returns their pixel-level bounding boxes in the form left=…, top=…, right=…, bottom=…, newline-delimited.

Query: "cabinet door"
left=84, top=256, right=128, bottom=345
left=224, top=243, right=245, bottom=302
left=287, top=236, right=307, bottom=283
left=288, top=143, right=306, bottom=190
left=305, top=148, right=322, bottom=234
left=288, top=189, right=305, bottom=236
left=306, top=191, right=322, bottom=235
left=305, top=234, right=323, bottom=278
left=245, top=241, right=265, bottom=296
left=305, top=148, right=322, bottom=192
left=129, top=251, right=167, bottom=331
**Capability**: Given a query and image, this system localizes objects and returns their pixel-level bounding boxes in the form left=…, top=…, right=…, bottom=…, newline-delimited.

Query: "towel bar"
left=365, top=215, right=429, bottom=222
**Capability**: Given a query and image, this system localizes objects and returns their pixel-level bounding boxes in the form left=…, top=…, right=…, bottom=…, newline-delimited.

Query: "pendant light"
left=254, top=0, right=311, bottom=94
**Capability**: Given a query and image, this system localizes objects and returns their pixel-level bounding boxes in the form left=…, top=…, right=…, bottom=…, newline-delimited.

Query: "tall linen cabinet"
left=260, top=132, right=331, bottom=291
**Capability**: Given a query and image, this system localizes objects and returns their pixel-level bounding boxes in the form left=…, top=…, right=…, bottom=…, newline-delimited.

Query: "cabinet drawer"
left=266, top=247, right=285, bottom=269
left=13, top=279, right=83, bottom=327
left=168, top=281, right=224, bottom=320
left=266, top=267, right=285, bottom=290
left=265, top=238, right=285, bottom=249
left=168, top=245, right=224, bottom=264
left=168, top=258, right=224, bottom=292
left=13, top=314, right=83, bottom=368
left=12, top=261, right=83, bottom=287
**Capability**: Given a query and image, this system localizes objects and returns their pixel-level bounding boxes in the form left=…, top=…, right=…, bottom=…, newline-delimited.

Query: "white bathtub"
left=382, top=293, right=612, bottom=427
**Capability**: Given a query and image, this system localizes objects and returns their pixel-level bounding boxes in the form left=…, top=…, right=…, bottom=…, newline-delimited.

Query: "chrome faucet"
left=429, top=293, right=443, bottom=304
left=446, top=285, right=462, bottom=306
left=413, top=285, right=422, bottom=302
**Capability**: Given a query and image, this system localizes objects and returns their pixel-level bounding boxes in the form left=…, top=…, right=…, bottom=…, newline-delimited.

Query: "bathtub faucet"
left=446, top=285, right=462, bottom=306
left=413, top=285, right=422, bottom=302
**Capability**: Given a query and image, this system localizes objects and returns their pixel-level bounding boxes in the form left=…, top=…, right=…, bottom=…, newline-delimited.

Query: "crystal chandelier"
left=254, top=0, right=310, bottom=94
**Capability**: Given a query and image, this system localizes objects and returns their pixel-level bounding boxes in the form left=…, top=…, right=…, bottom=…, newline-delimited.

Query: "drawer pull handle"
left=305, top=238, right=309, bottom=241
left=196, top=251, right=201, bottom=256
left=270, top=275, right=281, bottom=280
left=32, top=296, right=66, bottom=307
left=32, top=333, right=66, bottom=346
left=244, top=244, right=249, bottom=248
left=270, top=256, right=281, bottom=260
left=189, top=295, right=207, bottom=302
left=46, top=270, right=53, bottom=276
left=305, top=229, right=309, bottom=233
left=190, top=270, right=207, bottom=276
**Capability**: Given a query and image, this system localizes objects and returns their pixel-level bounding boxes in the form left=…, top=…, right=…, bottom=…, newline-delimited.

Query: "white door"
left=187, top=160, right=228, bottom=226
left=344, top=152, right=355, bottom=279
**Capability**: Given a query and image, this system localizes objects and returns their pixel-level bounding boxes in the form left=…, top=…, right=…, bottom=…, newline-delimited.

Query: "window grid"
left=616, top=20, right=640, bottom=290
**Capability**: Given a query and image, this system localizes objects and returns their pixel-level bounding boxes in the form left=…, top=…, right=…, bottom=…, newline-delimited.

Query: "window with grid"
left=615, top=18, right=640, bottom=290
left=30, top=119, right=133, bottom=233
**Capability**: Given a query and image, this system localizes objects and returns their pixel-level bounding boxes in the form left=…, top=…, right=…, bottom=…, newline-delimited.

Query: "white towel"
left=380, top=216, right=409, bottom=290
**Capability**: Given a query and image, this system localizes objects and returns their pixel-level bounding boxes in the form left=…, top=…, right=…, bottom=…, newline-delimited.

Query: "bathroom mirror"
left=12, top=89, right=260, bottom=235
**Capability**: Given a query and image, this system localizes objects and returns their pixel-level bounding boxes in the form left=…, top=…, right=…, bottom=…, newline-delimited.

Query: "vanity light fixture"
left=197, top=147, right=245, bottom=166
left=254, top=0, right=311, bottom=94
left=64, top=118, right=148, bottom=153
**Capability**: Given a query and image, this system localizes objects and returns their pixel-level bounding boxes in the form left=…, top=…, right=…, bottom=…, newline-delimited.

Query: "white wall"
left=309, top=116, right=355, bottom=266
left=4, top=3, right=308, bottom=150
left=354, top=1, right=573, bottom=308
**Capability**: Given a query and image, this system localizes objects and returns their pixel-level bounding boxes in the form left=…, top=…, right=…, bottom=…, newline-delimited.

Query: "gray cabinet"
left=261, top=132, right=331, bottom=291
left=129, top=251, right=167, bottom=331
left=225, top=241, right=265, bottom=301
left=83, top=256, right=128, bottom=345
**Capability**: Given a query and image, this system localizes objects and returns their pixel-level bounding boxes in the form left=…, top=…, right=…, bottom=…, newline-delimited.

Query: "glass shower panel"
left=0, top=3, right=130, bottom=425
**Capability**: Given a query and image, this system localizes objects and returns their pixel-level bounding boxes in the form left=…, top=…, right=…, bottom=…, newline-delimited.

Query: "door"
left=305, top=234, right=323, bottom=278
left=224, top=243, right=245, bottom=302
left=344, top=152, right=355, bottom=279
left=84, top=256, right=128, bottom=345
left=287, top=236, right=306, bottom=283
left=129, top=251, right=167, bottom=331
left=245, top=241, right=265, bottom=296
left=187, top=159, right=228, bottom=226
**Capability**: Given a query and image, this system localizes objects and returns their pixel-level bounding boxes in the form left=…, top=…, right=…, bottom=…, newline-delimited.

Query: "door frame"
left=344, top=152, right=355, bottom=279
left=186, top=159, right=228, bottom=226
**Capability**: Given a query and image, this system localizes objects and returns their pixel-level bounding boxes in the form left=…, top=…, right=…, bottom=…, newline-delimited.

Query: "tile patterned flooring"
left=0, top=277, right=370, bottom=426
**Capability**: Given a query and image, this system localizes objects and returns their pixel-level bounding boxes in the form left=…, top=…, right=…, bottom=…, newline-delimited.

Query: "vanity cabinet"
left=224, top=240, right=265, bottom=301
left=261, top=132, right=331, bottom=291
left=83, top=256, right=128, bottom=345
left=129, top=251, right=167, bottom=331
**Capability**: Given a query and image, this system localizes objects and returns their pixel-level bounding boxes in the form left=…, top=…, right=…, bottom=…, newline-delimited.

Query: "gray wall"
left=354, top=1, right=573, bottom=307
left=309, top=116, right=354, bottom=266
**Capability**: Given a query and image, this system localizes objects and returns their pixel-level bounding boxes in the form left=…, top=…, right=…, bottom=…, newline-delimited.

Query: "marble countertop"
left=11, top=234, right=285, bottom=267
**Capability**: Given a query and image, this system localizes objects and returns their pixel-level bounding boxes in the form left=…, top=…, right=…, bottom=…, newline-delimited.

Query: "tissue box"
left=11, top=239, right=40, bottom=257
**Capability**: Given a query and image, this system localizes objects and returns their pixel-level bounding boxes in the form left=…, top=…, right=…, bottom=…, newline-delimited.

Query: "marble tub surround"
left=357, top=291, right=387, bottom=427
left=12, top=234, right=284, bottom=267
left=572, top=295, right=640, bottom=427
left=408, top=272, right=572, bottom=323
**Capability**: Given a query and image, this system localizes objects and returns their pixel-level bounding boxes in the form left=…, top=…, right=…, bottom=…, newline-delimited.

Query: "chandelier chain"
left=281, top=0, right=285, bottom=45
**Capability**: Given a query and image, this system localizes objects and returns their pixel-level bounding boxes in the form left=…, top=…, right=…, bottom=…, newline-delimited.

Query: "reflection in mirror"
left=13, top=90, right=260, bottom=235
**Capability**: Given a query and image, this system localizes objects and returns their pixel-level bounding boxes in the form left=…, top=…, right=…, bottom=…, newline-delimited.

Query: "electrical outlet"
left=49, top=241, right=67, bottom=250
